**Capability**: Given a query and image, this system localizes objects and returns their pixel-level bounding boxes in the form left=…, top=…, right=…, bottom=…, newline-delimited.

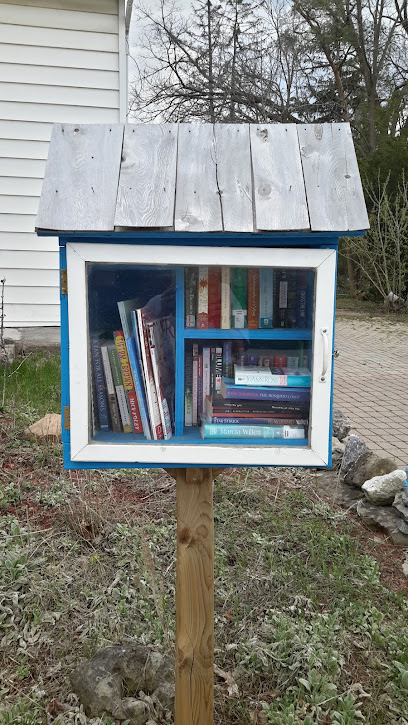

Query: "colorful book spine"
left=90, top=336, right=110, bottom=431
left=185, top=267, right=198, bottom=328
left=192, top=343, right=199, bottom=425
left=215, top=347, right=222, bottom=392
left=107, top=346, right=132, bottom=433
left=205, top=416, right=308, bottom=425
left=259, top=268, right=273, bottom=328
left=202, top=347, right=211, bottom=412
left=295, top=270, right=308, bottom=328
left=124, top=337, right=151, bottom=439
left=221, top=378, right=310, bottom=402
left=197, top=353, right=203, bottom=423
left=247, top=268, right=259, bottom=329
left=234, top=366, right=311, bottom=387
left=136, top=310, right=163, bottom=440
left=231, top=267, right=247, bottom=328
left=201, top=423, right=306, bottom=439
left=185, top=347, right=193, bottom=426
left=198, top=266, right=209, bottom=329
left=208, top=267, right=221, bottom=328
left=146, top=321, right=172, bottom=440
left=276, top=269, right=288, bottom=327
left=220, top=267, right=231, bottom=329
left=222, top=341, right=233, bottom=379
left=100, top=345, right=121, bottom=432
left=114, top=331, right=143, bottom=434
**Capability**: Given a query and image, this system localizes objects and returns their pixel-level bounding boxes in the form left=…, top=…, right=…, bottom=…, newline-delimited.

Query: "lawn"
left=0, top=353, right=408, bottom=725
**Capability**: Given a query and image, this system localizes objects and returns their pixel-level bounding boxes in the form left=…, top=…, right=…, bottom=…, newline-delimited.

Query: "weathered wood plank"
left=36, top=123, right=124, bottom=231
left=214, top=124, right=253, bottom=232
left=298, top=123, right=369, bottom=231
left=175, top=124, right=223, bottom=232
left=114, top=124, right=178, bottom=228
left=250, top=124, right=309, bottom=231
left=175, top=467, right=214, bottom=725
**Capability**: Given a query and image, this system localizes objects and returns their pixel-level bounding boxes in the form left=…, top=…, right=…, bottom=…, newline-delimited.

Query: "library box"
left=36, top=122, right=368, bottom=469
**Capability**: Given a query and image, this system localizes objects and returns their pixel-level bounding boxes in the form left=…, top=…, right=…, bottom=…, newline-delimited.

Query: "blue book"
left=90, top=336, right=110, bottom=431
left=220, top=377, right=310, bottom=402
left=201, top=423, right=305, bottom=439
left=259, top=268, right=273, bottom=328
left=118, top=299, right=151, bottom=439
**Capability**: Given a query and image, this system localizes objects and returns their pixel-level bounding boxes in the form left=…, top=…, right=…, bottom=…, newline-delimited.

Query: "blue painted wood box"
left=36, top=122, right=368, bottom=469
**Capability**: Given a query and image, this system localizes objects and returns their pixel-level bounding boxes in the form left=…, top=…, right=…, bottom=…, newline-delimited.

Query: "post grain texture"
left=175, top=467, right=214, bottom=725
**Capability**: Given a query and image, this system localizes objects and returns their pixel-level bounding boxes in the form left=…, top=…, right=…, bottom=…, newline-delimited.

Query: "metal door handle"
left=320, top=328, right=329, bottom=382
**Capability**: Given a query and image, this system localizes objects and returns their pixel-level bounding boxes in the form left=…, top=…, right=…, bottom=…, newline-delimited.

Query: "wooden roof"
left=36, top=122, right=369, bottom=234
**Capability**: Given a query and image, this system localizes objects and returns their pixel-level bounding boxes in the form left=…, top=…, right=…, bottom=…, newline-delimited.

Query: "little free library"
left=36, top=122, right=369, bottom=471
left=36, top=122, right=368, bottom=725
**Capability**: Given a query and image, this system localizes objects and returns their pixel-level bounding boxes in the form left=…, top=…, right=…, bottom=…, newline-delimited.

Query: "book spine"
left=100, top=345, right=121, bottom=432
left=259, top=268, right=273, bottom=328
left=206, top=416, right=308, bottom=425
left=222, top=341, right=233, bottom=379
left=202, top=347, right=211, bottom=411
left=295, top=270, right=308, bottom=328
left=231, top=267, right=247, bottom=329
left=210, top=347, right=216, bottom=396
left=220, top=267, right=231, bottom=329
left=197, top=353, right=203, bottom=423
left=277, top=269, right=288, bottom=327
left=90, top=337, right=110, bottom=431
left=107, top=346, right=132, bottom=433
left=234, top=370, right=311, bottom=387
left=185, top=267, right=198, bottom=328
left=192, top=344, right=199, bottom=425
left=184, top=346, right=193, bottom=426
left=146, top=321, right=172, bottom=440
left=114, top=331, right=143, bottom=434
left=125, top=337, right=152, bottom=439
left=215, top=347, right=222, bottom=392
left=198, top=266, right=209, bottom=329
left=208, top=267, right=221, bottom=328
left=136, top=310, right=163, bottom=440
left=287, top=270, right=297, bottom=328
left=221, top=379, right=310, bottom=402
left=201, top=424, right=305, bottom=439
left=247, top=268, right=259, bottom=329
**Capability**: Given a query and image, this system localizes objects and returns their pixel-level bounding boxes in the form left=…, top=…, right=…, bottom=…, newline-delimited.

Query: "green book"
left=231, top=267, right=247, bottom=329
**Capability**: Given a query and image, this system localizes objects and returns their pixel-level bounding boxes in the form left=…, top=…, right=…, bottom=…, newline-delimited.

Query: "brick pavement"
left=333, top=315, right=408, bottom=467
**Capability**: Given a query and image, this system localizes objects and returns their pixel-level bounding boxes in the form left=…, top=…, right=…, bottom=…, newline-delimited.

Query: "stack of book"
left=90, top=298, right=175, bottom=440
left=185, top=266, right=312, bottom=330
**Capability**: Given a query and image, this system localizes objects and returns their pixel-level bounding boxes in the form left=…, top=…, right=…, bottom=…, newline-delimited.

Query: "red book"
left=274, top=355, right=287, bottom=367
left=247, top=268, right=259, bottom=329
left=208, top=267, right=221, bottom=328
left=114, top=331, right=142, bottom=433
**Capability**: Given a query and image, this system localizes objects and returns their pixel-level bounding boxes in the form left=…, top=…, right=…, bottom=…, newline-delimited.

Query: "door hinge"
left=64, top=406, right=70, bottom=430
left=60, top=269, right=68, bottom=295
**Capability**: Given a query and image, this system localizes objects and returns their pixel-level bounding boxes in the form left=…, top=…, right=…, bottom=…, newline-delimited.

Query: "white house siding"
left=0, top=0, right=124, bottom=327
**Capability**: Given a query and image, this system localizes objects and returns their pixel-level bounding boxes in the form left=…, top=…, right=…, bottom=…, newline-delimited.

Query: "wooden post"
left=175, top=467, right=214, bottom=725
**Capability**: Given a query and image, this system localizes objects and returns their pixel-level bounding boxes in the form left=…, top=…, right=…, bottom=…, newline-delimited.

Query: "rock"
left=356, top=499, right=408, bottom=547
left=24, top=413, right=61, bottom=442
left=331, top=437, right=345, bottom=468
left=341, top=434, right=367, bottom=474
left=393, top=491, right=408, bottom=522
left=332, top=409, right=351, bottom=441
left=343, top=450, right=397, bottom=488
left=362, top=469, right=405, bottom=505
left=397, top=519, right=408, bottom=535
left=70, top=642, right=174, bottom=720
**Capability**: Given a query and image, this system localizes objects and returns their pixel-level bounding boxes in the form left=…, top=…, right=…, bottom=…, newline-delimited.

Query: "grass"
left=1, top=352, right=408, bottom=724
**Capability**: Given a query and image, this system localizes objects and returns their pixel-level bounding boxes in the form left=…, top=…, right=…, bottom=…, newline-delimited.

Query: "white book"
left=136, top=308, right=163, bottom=440
left=146, top=320, right=172, bottom=440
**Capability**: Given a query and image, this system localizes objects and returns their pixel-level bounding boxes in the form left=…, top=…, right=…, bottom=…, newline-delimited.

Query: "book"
left=100, top=345, right=121, bottom=432
left=202, top=347, right=211, bottom=413
left=231, top=267, right=247, bottom=328
left=135, top=308, right=163, bottom=440
left=90, top=336, right=110, bottom=431
left=192, top=343, right=199, bottom=425
left=146, top=320, right=172, bottom=439
left=201, top=423, right=306, bottom=439
left=222, top=341, right=233, bottom=379
left=198, top=353, right=203, bottom=423
left=220, top=267, right=231, bottom=329
left=107, top=346, right=133, bottom=433
left=185, top=345, right=193, bottom=426
left=259, top=268, right=273, bottom=328
left=247, top=268, right=259, bottom=329
left=185, top=267, right=198, bottom=328
left=208, top=267, right=221, bottom=328
left=220, top=378, right=311, bottom=402
left=215, top=347, right=222, bottom=392
left=206, top=395, right=309, bottom=416
left=234, top=366, right=311, bottom=387
left=204, top=415, right=308, bottom=425
left=198, top=266, right=209, bottom=329
left=276, top=269, right=288, bottom=327
left=114, top=331, right=143, bottom=434
left=118, top=299, right=151, bottom=439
